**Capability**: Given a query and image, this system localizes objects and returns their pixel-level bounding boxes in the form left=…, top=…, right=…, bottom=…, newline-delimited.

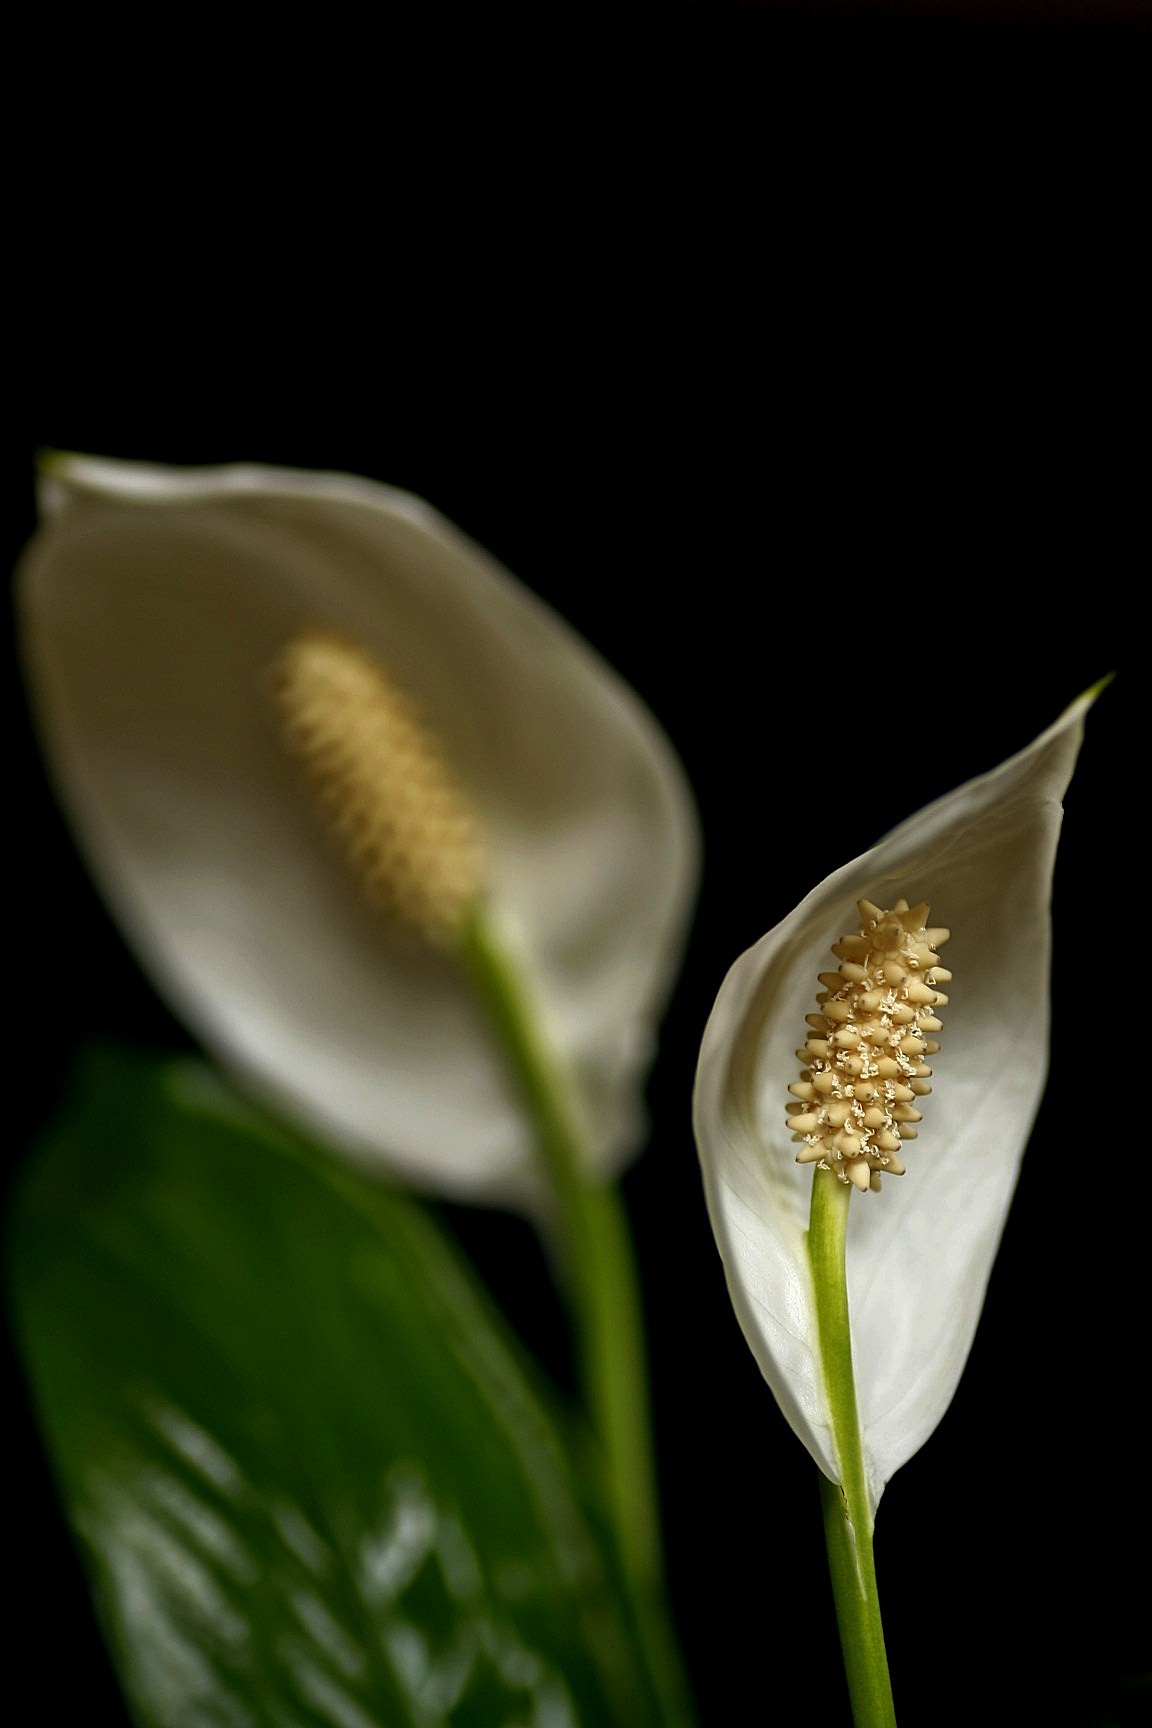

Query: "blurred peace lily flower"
left=18, top=454, right=700, bottom=1210
left=693, top=686, right=1099, bottom=1520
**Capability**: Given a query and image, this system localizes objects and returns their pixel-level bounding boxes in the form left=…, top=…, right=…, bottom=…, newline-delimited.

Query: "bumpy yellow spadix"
left=787, top=898, right=951, bottom=1193
left=270, top=630, right=486, bottom=951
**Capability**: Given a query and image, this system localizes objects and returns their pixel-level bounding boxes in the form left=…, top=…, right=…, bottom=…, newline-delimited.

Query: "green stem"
left=808, top=1169, right=897, bottom=1728
left=460, top=905, right=695, bottom=1727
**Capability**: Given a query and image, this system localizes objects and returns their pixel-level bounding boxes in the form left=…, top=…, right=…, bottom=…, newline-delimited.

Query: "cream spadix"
left=18, top=455, right=700, bottom=1208
left=269, top=629, right=486, bottom=952
left=693, top=687, right=1100, bottom=1515
left=788, top=897, right=951, bottom=1195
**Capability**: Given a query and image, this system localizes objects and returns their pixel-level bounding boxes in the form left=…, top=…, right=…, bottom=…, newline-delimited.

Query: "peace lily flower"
left=693, top=687, right=1101, bottom=1724
left=18, top=453, right=700, bottom=1211
left=18, top=452, right=702, bottom=1726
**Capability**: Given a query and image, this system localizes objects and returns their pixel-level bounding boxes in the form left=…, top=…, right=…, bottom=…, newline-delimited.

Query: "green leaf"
left=8, top=1048, right=662, bottom=1727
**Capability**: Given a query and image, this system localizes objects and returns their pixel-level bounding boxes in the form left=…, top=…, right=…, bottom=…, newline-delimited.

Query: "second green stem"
left=461, top=905, right=694, bottom=1727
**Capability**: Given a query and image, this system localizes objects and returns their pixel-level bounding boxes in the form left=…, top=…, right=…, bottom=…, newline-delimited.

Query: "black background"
left=7, top=3, right=1150, bottom=1723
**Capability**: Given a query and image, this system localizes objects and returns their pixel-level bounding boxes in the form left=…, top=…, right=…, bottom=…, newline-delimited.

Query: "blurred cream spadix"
left=19, top=455, right=700, bottom=1207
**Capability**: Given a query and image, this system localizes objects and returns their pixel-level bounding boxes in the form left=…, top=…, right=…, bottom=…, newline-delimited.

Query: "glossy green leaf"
left=8, top=1049, right=662, bottom=1726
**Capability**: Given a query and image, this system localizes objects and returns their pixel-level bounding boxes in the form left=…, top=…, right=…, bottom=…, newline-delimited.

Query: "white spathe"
left=20, top=455, right=700, bottom=1207
left=693, top=691, right=1096, bottom=1515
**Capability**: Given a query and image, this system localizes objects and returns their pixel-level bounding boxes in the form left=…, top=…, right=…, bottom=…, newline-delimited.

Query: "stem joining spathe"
left=809, top=1169, right=897, bottom=1728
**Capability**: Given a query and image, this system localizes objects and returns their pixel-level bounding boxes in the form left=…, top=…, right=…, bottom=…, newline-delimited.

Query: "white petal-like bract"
left=693, top=691, right=1096, bottom=1514
left=20, top=456, right=700, bottom=1207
